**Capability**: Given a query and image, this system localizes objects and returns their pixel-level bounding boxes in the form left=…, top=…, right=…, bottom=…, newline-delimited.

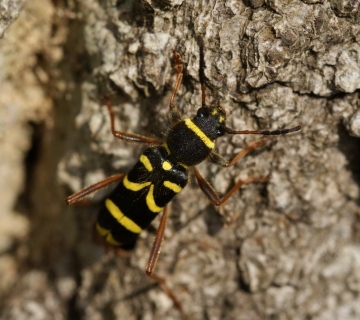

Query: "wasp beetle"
left=66, top=47, right=301, bottom=312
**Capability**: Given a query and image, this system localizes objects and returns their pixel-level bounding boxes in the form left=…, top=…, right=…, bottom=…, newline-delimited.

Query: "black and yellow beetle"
left=66, top=48, right=301, bottom=310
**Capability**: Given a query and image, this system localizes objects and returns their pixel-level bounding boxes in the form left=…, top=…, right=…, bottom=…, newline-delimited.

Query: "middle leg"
left=193, top=167, right=268, bottom=207
left=65, top=173, right=125, bottom=205
left=195, top=138, right=271, bottom=206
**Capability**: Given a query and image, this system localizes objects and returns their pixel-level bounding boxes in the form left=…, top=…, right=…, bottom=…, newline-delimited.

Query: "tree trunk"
left=1, top=0, right=360, bottom=319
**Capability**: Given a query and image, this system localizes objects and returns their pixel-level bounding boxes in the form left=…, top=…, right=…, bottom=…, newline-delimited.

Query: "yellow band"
left=184, top=119, right=215, bottom=149
left=146, top=184, right=163, bottom=213
left=140, top=154, right=153, bottom=172
left=95, top=223, right=122, bottom=246
left=123, top=175, right=151, bottom=191
left=163, top=180, right=182, bottom=193
left=105, top=199, right=142, bottom=234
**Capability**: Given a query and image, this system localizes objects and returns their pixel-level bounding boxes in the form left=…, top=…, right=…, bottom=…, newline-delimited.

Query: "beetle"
left=66, top=48, right=301, bottom=311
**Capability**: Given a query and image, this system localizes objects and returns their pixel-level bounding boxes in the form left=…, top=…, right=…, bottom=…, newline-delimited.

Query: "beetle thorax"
left=166, top=105, right=227, bottom=167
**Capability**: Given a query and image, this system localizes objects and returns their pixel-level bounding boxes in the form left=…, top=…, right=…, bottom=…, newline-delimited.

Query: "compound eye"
left=197, top=107, right=208, bottom=118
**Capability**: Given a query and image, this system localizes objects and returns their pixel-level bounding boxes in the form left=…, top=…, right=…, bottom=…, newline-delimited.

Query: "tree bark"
left=1, top=0, right=360, bottom=319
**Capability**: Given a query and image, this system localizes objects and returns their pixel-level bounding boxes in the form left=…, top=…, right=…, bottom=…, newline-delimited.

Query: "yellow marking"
left=105, top=199, right=142, bottom=234
left=140, top=154, right=153, bottom=172
left=179, top=162, right=189, bottom=169
left=211, top=109, right=218, bottom=115
left=106, top=233, right=122, bottom=246
left=219, top=115, right=225, bottom=123
left=163, top=181, right=182, bottom=193
left=162, top=161, right=172, bottom=171
left=146, top=184, right=163, bottom=213
left=123, top=175, right=151, bottom=191
left=184, top=119, right=215, bottom=149
left=163, top=143, right=170, bottom=154
left=96, top=223, right=108, bottom=237
left=96, top=223, right=122, bottom=246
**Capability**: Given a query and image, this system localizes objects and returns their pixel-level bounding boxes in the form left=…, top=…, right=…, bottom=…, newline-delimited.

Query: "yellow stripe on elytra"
left=162, top=161, right=172, bottom=171
left=123, top=175, right=151, bottom=191
left=95, top=223, right=122, bottom=246
left=140, top=154, right=153, bottom=172
left=146, top=184, right=163, bottom=213
left=105, top=199, right=142, bottom=234
left=163, top=181, right=182, bottom=193
left=184, top=119, right=215, bottom=149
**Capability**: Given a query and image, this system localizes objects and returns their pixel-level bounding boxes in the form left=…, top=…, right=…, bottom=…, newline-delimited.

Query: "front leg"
left=103, top=98, right=162, bottom=144
left=209, top=138, right=269, bottom=168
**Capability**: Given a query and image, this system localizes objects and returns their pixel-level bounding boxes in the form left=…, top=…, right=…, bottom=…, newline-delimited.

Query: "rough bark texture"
left=1, top=0, right=360, bottom=319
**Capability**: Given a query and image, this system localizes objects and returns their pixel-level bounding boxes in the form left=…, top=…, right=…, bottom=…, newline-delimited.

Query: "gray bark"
left=1, top=0, right=360, bottom=319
